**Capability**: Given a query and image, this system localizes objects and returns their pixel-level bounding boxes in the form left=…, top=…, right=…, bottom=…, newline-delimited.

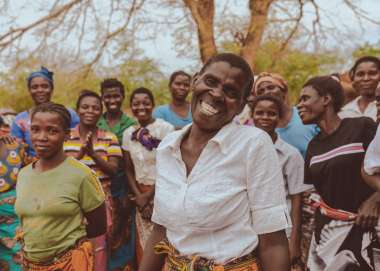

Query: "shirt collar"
left=161, top=121, right=237, bottom=155
left=343, top=96, right=361, bottom=111
left=343, top=96, right=376, bottom=111
left=274, top=136, right=286, bottom=154
left=98, top=112, right=136, bottom=129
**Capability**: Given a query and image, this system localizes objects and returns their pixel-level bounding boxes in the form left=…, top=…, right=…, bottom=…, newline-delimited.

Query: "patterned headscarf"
left=27, top=66, right=54, bottom=88
left=252, top=72, right=288, bottom=95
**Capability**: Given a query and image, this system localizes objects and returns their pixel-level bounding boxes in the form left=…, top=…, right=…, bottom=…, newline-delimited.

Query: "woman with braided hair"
left=15, top=102, right=107, bottom=270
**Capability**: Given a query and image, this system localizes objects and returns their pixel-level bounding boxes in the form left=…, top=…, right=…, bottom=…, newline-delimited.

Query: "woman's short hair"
left=349, top=56, right=380, bottom=80
left=250, top=95, right=284, bottom=118
left=303, top=75, right=344, bottom=113
left=76, top=90, right=103, bottom=110
left=129, top=87, right=155, bottom=106
left=100, top=78, right=125, bottom=96
left=169, top=71, right=191, bottom=87
left=199, top=53, right=254, bottom=101
left=31, top=102, right=71, bottom=131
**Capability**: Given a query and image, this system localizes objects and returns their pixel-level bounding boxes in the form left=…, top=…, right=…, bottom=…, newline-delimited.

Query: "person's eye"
left=205, top=77, right=218, bottom=87
left=257, top=88, right=265, bottom=95
left=47, top=128, right=58, bottom=135
left=356, top=72, right=364, bottom=77
left=224, top=88, right=239, bottom=99
left=30, top=126, right=39, bottom=132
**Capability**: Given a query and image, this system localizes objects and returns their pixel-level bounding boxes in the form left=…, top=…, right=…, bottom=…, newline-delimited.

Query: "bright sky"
left=0, top=0, right=379, bottom=74
left=139, top=0, right=380, bottom=73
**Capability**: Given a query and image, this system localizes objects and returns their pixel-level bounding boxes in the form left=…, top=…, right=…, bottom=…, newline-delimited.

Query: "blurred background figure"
left=0, top=109, right=16, bottom=136
left=153, top=70, right=192, bottom=129
left=339, top=56, right=380, bottom=121
left=122, top=87, right=174, bottom=268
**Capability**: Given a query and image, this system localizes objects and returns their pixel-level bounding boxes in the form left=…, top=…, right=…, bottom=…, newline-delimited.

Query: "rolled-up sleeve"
left=246, top=133, right=291, bottom=234
left=364, top=124, right=380, bottom=175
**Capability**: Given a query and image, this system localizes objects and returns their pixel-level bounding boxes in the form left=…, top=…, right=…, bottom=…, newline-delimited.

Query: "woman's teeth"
left=200, top=101, right=218, bottom=116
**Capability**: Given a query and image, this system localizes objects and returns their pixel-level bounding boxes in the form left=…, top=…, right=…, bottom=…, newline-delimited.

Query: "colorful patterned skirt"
left=155, top=239, right=261, bottom=271
left=0, top=188, right=22, bottom=271
left=22, top=239, right=93, bottom=271
left=109, top=180, right=136, bottom=271
left=135, top=183, right=154, bottom=268
left=91, top=184, right=113, bottom=271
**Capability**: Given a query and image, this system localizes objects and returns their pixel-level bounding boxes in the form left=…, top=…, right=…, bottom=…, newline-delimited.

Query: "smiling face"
left=131, top=93, right=154, bottom=125
left=77, top=96, right=103, bottom=127
left=102, top=87, right=124, bottom=114
left=29, top=76, right=53, bottom=105
left=170, top=74, right=191, bottom=102
left=252, top=100, right=280, bottom=134
left=255, top=81, right=286, bottom=102
left=30, top=112, right=68, bottom=159
left=352, top=61, right=380, bottom=98
left=297, top=86, right=326, bottom=125
left=191, top=61, right=246, bottom=132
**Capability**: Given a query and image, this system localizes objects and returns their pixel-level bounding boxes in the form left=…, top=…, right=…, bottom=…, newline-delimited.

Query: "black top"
left=305, top=117, right=377, bottom=213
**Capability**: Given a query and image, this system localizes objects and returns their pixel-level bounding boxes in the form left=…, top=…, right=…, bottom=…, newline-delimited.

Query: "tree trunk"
left=240, top=0, right=273, bottom=71
left=183, top=0, right=217, bottom=63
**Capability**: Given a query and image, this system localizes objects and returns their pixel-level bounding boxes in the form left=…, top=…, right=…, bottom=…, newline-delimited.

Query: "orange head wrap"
left=252, top=72, right=288, bottom=95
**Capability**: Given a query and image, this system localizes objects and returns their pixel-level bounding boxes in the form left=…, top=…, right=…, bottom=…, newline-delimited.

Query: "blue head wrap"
left=27, top=66, right=54, bottom=88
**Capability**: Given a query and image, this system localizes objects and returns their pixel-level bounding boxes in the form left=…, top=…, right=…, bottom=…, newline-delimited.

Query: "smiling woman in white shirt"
left=338, top=56, right=380, bottom=121
left=139, top=53, right=291, bottom=271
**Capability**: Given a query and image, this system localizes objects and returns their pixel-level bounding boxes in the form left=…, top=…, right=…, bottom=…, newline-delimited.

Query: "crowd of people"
left=0, top=53, right=380, bottom=271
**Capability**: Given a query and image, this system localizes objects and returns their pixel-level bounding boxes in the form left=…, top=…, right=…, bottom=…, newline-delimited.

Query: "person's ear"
left=323, top=94, right=332, bottom=108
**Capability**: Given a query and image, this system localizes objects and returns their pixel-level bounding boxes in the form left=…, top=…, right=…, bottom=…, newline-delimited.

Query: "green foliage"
left=352, top=42, right=380, bottom=59
left=0, top=57, right=171, bottom=113
left=220, top=40, right=339, bottom=103
left=116, top=58, right=170, bottom=107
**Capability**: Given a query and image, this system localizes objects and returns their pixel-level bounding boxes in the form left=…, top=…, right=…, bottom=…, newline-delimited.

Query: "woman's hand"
left=289, top=238, right=303, bottom=270
left=133, top=192, right=151, bottom=210
left=356, top=192, right=380, bottom=230
left=83, top=131, right=95, bottom=158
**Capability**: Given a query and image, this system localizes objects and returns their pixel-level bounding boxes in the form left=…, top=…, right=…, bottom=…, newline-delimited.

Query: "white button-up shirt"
left=275, top=137, right=313, bottom=237
left=338, top=96, right=376, bottom=121
left=364, top=124, right=380, bottom=175
left=152, top=121, right=290, bottom=264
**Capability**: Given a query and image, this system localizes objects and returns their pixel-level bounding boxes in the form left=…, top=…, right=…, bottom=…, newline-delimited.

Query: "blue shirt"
left=153, top=104, right=192, bottom=129
left=11, top=108, right=79, bottom=157
left=276, top=107, right=319, bottom=158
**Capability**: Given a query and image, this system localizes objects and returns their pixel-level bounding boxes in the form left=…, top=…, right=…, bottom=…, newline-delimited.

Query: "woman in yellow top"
left=15, top=102, right=107, bottom=271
